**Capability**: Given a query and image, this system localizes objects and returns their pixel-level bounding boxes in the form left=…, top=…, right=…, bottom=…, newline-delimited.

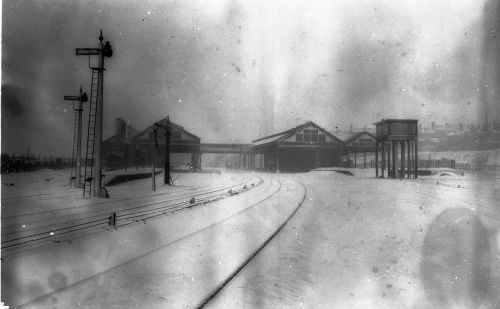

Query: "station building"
left=102, top=117, right=201, bottom=170
left=251, top=121, right=344, bottom=171
left=342, top=131, right=376, bottom=168
left=129, top=117, right=201, bottom=169
left=103, top=119, right=379, bottom=172
left=102, top=118, right=138, bottom=169
left=102, top=135, right=129, bottom=169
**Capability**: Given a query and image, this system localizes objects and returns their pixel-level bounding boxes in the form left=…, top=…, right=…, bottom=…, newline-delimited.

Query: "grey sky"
left=2, top=0, right=499, bottom=156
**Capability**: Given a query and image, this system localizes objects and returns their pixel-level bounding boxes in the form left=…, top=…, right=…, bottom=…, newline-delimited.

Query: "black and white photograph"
left=1, top=0, right=500, bottom=308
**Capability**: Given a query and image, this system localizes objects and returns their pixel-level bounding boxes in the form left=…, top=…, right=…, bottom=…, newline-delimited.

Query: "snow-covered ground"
left=1, top=170, right=305, bottom=308
left=1, top=168, right=79, bottom=200
left=2, top=168, right=499, bottom=308
left=1, top=168, right=251, bottom=216
left=207, top=169, right=500, bottom=309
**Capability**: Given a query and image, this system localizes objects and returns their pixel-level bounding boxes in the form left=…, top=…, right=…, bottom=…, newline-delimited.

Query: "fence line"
left=1, top=154, right=73, bottom=173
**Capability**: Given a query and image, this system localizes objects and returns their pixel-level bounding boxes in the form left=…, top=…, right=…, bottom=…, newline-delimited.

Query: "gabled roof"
left=103, top=135, right=126, bottom=145
left=252, top=121, right=343, bottom=146
left=343, top=131, right=376, bottom=145
left=373, top=119, right=418, bottom=126
left=131, top=117, right=201, bottom=143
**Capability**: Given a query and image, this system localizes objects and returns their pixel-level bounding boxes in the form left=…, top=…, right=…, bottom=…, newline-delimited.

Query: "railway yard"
left=1, top=168, right=500, bottom=308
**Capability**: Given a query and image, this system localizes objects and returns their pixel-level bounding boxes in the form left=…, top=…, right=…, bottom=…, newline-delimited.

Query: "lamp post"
left=124, top=120, right=130, bottom=172
left=165, top=118, right=171, bottom=185
left=154, top=117, right=172, bottom=185
left=152, top=123, right=159, bottom=191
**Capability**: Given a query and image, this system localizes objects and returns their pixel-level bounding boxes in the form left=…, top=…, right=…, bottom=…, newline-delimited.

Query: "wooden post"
left=401, top=141, right=405, bottom=179
left=407, top=140, right=411, bottom=178
left=381, top=142, right=385, bottom=178
left=392, top=141, right=396, bottom=178
left=387, top=142, right=391, bottom=178
left=276, top=148, right=280, bottom=172
left=415, top=139, right=418, bottom=178
left=152, top=149, right=156, bottom=192
left=94, top=34, right=105, bottom=197
left=375, top=141, right=379, bottom=177
left=164, top=120, right=171, bottom=185
left=408, top=141, right=412, bottom=178
left=354, top=152, right=357, bottom=168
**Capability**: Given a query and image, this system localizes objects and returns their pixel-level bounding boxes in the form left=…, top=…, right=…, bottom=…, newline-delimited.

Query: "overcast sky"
left=2, top=0, right=499, bottom=156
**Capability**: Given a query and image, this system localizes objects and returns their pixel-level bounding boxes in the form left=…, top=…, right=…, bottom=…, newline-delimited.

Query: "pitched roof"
left=103, top=134, right=126, bottom=145
left=131, top=117, right=201, bottom=142
left=373, top=119, right=418, bottom=126
left=343, top=131, right=376, bottom=145
left=252, top=121, right=343, bottom=146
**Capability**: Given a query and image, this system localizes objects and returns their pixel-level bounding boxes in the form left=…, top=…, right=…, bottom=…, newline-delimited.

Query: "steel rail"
left=1, top=177, right=262, bottom=251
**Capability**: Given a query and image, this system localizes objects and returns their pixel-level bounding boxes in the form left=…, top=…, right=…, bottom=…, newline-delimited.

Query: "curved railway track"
left=4, top=175, right=304, bottom=309
left=1, top=176, right=263, bottom=253
left=2, top=176, right=259, bottom=224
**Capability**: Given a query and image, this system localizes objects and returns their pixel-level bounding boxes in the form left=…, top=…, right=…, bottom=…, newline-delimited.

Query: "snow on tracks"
left=3, top=174, right=306, bottom=309
left=1, top=176, right=261, bottom=254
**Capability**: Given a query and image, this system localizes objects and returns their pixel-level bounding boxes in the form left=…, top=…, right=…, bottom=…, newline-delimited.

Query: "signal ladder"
left=83, top=68, right=99, bottom=198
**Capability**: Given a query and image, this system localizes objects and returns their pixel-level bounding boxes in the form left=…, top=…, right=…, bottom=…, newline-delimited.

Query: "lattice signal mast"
left=64, top=86, right=88, bottom=189
left=76, top=30, right=113, bottom=198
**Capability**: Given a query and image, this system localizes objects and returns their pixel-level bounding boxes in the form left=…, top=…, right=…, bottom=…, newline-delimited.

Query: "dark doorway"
left=279, top=149, right=316, bottom=171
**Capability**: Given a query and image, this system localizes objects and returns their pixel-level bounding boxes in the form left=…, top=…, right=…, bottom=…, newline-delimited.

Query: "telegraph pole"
left=152, top=124, right=158, bottom=192
left=95, top=33, right=105, bottom=197
left=76, top=30, right=113, bottom=197
left=154, top=117, right=172, bottom=185
left=64, top=86, right=88, bottom=188
left=165, top=117, right=171, bottom=185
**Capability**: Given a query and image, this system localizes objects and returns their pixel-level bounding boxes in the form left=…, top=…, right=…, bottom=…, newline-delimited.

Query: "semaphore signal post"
left=76, top=30, right=113, bottom=198
left=64, top=86, right=88, bottom=189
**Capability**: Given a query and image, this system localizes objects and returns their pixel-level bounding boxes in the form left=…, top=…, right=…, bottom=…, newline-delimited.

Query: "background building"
left=251, top=121, right=344, bottom=171
left=342, top=131, right=376, bottom=168
left=103, top=117, right=201, bottom=170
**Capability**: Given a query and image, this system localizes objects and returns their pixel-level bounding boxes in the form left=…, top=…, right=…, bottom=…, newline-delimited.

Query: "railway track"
left=1, top=176, right=262, bottom=253
left=2, top=177, right=257, bottom=224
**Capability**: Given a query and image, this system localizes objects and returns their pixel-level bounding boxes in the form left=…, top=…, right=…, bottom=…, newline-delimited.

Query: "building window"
left=296, top=134, right=304, bottom=141
left=303, top=129, right=319, bottom=142
left=358, top=137, right=373, bottom=143
left=311, top=132, right=318, bottom=141
left=172, top=132, right=181, bottom=140
left=318, top=134, right=326, bottom=142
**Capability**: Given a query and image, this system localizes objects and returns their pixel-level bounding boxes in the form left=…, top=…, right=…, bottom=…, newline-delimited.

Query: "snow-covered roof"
left=102, top=135, right=126, bottom=146
left=252, top=121, right=343, bottom=147
left=343, top=131, right=376, bottom=145
left=131, top=117, right=201, bottom=143
left=252, top=133, right=289, bottom=146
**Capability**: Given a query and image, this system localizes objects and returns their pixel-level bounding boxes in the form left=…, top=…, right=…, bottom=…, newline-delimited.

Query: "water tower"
left=374, top=119, right=418, bottom=179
